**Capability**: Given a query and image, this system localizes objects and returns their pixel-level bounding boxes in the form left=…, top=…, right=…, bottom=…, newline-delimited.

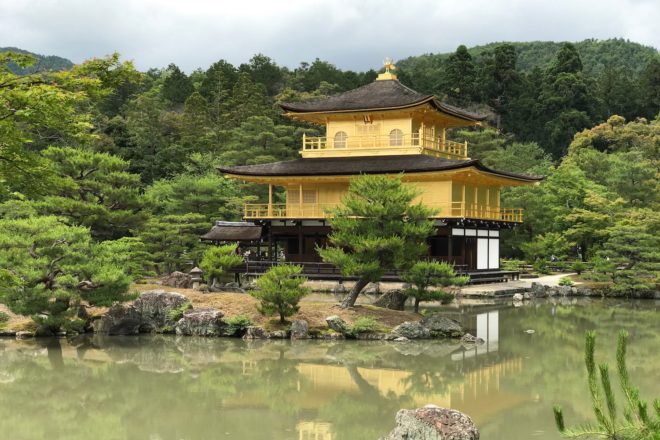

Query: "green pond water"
left=0, top=299, right=658, bottom=440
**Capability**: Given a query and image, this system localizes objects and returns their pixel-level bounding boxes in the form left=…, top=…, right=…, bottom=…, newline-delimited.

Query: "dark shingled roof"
left=200, top=222, right=263, bottom=242
left=219, top=155, right=543, bottom=182
left=280, top=79, right=486, bottom=122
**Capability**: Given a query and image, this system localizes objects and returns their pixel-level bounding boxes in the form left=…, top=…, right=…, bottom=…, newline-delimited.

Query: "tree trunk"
left=340, top=277, right=370, bottom=308
left=279, top=311, right=286, bottom=324
left=414, top=297, right=420, bottom=314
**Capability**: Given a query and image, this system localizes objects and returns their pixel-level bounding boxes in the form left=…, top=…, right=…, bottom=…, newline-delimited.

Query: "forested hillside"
left=0, top=39, right=658, bottom=297
left=398, top=38, right=657, bottom=75
left=0, top=47, right=73, bottom=74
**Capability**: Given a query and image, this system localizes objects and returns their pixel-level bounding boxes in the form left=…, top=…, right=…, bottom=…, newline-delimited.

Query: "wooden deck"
left=230, top=261, right=519, bottom=284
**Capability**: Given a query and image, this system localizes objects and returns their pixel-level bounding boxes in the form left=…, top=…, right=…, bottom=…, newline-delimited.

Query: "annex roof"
left=200, top=222, right=263, bottom=242
left=218, top=155, right=543, bottom=182
left=279, top=79, right=486, bottom=122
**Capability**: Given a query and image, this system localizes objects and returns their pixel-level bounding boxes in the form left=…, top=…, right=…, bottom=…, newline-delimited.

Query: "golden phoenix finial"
left=383, top=57, right=396, bottom=73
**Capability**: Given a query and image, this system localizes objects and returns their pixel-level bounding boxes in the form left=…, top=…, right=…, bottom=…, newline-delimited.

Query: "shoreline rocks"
left=175, top=309, right=225, bottom=337
left=381, top=405, right=479, bottom=440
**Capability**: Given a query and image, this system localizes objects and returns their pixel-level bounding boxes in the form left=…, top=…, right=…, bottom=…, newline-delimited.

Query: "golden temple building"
left=204, top=60, right=542, bottom=274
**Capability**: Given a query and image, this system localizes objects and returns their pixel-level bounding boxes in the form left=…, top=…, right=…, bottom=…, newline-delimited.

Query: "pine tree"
left=553, top=330, right=660, bottom=439
left=402, top=261, right=469, bottom=313
left=250, top=265, right=310, bottom=323
left=319, top=175, right=435, bottom=308
left=0, top=216, right=135, bottom=333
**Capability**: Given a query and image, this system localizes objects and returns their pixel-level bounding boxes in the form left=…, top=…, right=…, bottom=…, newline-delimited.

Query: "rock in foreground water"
left=175, top=308, right=225, bottom=336
left=381, top=405, right=479, bottom=440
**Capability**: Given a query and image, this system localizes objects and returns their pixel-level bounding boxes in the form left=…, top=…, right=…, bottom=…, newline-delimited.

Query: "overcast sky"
left=1, top=0, right=658, bottom=72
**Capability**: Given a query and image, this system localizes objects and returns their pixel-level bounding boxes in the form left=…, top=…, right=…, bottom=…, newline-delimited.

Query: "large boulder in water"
left=175, top=308, right=225, bottom=337
left=381, top=405, right=480, bottom=440
left=133, top=290, right=190, bottom=332
left=392, top=321, right=431, bottom=339
left=420, top=314, right=464, bottom=338
left=290, top=320, right=309, bottom=339
left=162, top=271, right=192, bottom=288
left=92, top=304, right=141, bottom=335
left=373, top=289, right=408, bottom=311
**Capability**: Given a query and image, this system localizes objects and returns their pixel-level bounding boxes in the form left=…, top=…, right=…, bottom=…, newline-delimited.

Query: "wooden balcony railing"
left=301, top=133, right=468, bottom=158
left=243, top=201, right=523, bottom=222
left=244, top=203, right=335, bottom=219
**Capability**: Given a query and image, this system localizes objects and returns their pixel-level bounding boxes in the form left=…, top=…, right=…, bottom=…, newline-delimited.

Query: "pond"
left=0, top=299, right=658, bottom=440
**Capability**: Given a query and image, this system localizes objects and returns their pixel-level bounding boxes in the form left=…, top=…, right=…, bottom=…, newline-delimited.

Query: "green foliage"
left=319, top=175, right=435, bottom=308
left=571, top=261, right=588, bottom=275
left=533, top=260, right=551, bottom=275
left=224, top=314, right=254, bottom=336
left=144, top=172, right=246, bottom=221
left=346, top=317, right=381, bottom=337
left=553, top=330, right=660, bottom=439
left=0, top=216, right=135, bottom=333
left=250, top=265, right=310, bottom=323
left=501, top=259, right=526, bottom=272
left=166, top=302, right=192, bottom=323
left=402, top=261, right=468, bottom=313
left=135, top=213, right=210, bottom=275
left=0, top=311, right=9, bottom=327
left=598, top=209, right=659, bottom=296
left=199, top=244, right=244, bottom=286
left=36, top=146, right=147, bottom=240
left=559, top=277, right=574, bottom=287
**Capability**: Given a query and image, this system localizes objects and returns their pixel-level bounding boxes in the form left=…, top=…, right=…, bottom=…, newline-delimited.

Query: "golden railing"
left=425, top=202, right=524, bottom=223
left=244, top=201, right=523, bottom=222
left=302, top=133, right=468, bottom=158
left=244, top=203, right=335, bottom=219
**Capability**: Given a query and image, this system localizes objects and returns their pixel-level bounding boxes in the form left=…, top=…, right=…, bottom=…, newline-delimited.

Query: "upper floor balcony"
left=243, top=201, right=523, bottom=223
left=301, top=132, right=468, bottom=159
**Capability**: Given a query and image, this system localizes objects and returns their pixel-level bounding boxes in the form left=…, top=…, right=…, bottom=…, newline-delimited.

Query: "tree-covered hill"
left=0, top=47, right=73, bottom=74
left=398, top=38, right=658, bottom=76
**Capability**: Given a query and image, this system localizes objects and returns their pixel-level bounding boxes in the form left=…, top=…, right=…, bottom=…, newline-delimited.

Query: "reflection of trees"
left=497, top=300, right=660, bottom=423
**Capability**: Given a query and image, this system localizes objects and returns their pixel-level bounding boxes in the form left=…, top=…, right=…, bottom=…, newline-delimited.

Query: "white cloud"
left=0, top=0, right=657, bottom=71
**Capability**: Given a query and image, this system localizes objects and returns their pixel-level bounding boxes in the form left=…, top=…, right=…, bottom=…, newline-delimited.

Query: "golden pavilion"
left=203, top=61, right=542, bottom=276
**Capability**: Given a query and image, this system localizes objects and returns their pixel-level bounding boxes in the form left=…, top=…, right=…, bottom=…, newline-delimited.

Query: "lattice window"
left=389, top=128, right=403, bottom=146
left=288, top=189, right=299, bottom=204
left=303, top=190, right=316, bottom=204
left=334, top=131, right=347, bottom=148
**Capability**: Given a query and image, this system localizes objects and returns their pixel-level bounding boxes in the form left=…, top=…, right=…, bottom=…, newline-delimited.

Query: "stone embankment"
left=87, top=290, right=470, bottom=341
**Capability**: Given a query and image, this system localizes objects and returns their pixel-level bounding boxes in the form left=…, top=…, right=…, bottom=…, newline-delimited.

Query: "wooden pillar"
left=448, top=232, right=453, bottom=265
left=299, top=183, right=303, bottom=218
left=267, top=222, right=273, bottom=261
left=461, top=184, right=466, bottom=217
left=441, top=128, right=446, bottom=150
left=297, top=221, right=304, bottom=257
left=268, top=184, right=273, bottom=217
left=486, top=188, right=490, bottom=219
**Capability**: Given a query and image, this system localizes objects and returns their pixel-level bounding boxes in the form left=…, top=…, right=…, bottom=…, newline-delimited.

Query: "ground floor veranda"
left=201, top=218, right=520, bottom=282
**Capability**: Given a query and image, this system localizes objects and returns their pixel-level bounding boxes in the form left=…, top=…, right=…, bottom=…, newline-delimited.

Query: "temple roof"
left=200, top=221, right=262, bottom=242
left=280, top=79, right=486, bottom=122
left=219, top=155, right=543, bottom=182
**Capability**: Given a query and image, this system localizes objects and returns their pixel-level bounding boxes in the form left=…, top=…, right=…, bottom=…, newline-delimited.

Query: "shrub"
left=250, top=265, right=310, bottom=323
left=347, top=317, right=381, bottom=337
left=571, top=261, right=587, bottom=275
left=533, top=260, right=550, bottom=275
left=501, top=259, right=525, bottom=272
left=553, top=331, right=660, bottom=439
left=166, top=302, right=192, bottom=322
left=200, top=244, right=244, bottom=287
left=402, top=261, right=469, bottom=313
left=558, top=277, right=574, bottom=287
left=0, top=311, right=9, bottom=328
left=224, top=314, right=254, bottom=336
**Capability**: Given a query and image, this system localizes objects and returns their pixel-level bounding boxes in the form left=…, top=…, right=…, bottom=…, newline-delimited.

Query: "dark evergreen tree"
left=161, top=63, right=194, bottom=104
